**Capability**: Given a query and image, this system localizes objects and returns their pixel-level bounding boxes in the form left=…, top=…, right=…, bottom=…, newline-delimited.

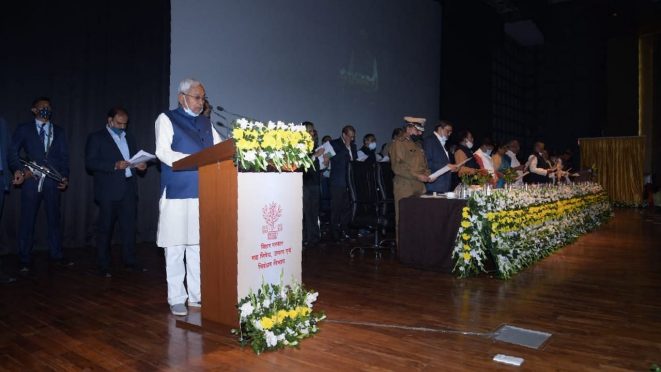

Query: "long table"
left=397, top=196, right=466, bottom=272
left=396, top=183, right=611, bottom=278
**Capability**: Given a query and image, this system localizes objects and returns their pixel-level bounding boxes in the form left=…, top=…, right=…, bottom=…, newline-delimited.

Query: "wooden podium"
left=173, top=141, right=303, bottom=329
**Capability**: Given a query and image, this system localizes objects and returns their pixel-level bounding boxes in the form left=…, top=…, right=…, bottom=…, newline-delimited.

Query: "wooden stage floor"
left=0, top=208, right=660, bottom=371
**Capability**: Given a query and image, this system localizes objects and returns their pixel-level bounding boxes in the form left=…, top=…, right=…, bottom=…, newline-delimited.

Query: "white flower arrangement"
left=232, top=118, right=315, bottom=172
left=232, top=279, right=326, bottom=354
left=453, top=182, right=612, bottom=279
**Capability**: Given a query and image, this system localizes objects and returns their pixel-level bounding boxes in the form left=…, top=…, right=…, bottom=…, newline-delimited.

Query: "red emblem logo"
left=262, top=202, right=283, bottom=240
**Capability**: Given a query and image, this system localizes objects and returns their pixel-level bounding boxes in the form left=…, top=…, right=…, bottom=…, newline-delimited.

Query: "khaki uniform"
left=390, top=137, right=430, bottom=237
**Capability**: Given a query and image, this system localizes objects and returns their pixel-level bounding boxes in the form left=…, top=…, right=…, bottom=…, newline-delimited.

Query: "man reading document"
left=155, top=78, right=222, bottom=316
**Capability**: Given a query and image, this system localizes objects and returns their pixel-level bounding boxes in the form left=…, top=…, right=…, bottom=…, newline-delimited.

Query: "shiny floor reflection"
left=0, top=208, right=659, bottom=370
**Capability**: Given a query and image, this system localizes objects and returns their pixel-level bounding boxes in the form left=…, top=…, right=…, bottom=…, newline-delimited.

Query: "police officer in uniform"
left=390, top=117, right=431, bottom=238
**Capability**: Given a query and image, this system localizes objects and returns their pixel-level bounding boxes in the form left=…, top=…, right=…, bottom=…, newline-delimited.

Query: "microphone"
left=216, top=105, right=248, bottom=119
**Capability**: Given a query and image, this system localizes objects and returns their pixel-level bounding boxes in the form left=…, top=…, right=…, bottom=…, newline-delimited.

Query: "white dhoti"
left=158, top=194, right=201, bottom=306
left=155, top=112, right=222, bottom=307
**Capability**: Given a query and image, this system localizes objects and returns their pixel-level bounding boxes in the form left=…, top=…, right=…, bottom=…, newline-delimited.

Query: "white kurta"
left=154, top=113, right=222, bottom=248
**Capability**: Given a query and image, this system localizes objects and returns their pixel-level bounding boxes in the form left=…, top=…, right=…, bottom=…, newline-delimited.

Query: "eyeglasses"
left=181, top=93, right=208, bottom=102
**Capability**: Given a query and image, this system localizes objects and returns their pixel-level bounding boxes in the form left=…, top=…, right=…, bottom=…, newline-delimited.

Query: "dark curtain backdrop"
left=0, top=0, right=170, bottom=254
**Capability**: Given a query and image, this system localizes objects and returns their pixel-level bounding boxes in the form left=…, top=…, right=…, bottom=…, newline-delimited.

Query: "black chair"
left=347, top=161, right=395, bottom=258
left=376, top=162, right=396, bottom=246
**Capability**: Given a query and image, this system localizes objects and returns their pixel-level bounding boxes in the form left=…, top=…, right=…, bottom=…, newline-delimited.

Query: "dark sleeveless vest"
left=160, top=108, right=214, bottom=199
left=525, top=152, right=550, bottom=184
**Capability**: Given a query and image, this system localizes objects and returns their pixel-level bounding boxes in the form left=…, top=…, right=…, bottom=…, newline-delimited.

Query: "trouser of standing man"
left=303, top=182, right=321, bottom=245
left=95, top=188, right=138, bottom=273
left=17, top=178, right=64, bottom=268
left=0, top=186, right=16, bottom=284
left=330, top=185, right=352, bottom=239
left=164, top=244, right=200, bottom=306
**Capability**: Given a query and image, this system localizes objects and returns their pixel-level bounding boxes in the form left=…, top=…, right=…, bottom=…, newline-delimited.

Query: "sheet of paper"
left=429, top=157, right=472, bottom=182
left=429, top=165, right=451, bottom=181
left=321, top=141, right=336, bottom=158
left=356, top=150, right=368, bottom=162
left=515, top=171, right=529, bottom=181
left=128, top=150, right=156, bottom=167
left=318, top=156, right=327, bottom=170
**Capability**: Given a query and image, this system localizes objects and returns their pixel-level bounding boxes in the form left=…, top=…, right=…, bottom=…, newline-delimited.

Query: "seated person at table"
left=454, top=130, right=487, bottom=178
left=492, top=143, right=511, bottom=188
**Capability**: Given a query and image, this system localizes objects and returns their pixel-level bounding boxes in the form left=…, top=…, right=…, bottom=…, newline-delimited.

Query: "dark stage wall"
left=0, top=0, right=170, bottom=253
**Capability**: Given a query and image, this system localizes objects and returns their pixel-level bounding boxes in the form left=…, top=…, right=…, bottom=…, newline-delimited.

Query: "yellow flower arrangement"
left=453, top=183, right=611, bottom=279
left=260, top=316, right=274, bottom=330
left=232, top=118, right=315, bottom=172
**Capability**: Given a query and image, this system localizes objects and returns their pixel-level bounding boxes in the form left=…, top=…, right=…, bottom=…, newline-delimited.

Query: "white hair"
left=178, top=78, right=202, bottom=94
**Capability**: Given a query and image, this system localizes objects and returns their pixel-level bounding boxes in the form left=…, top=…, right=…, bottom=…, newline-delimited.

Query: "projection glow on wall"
left=171, top=0, right=441, bottom=146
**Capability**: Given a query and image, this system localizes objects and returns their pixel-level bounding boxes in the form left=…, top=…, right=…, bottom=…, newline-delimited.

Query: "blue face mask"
left=110, top=127, right=124, bottom=135
left=183, top=96, right=200, bottom=117
left=37, top=108, right=52, bottom=120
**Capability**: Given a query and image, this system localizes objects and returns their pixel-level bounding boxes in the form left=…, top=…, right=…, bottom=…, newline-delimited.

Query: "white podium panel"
left=236, top=172, right=303, bottom=299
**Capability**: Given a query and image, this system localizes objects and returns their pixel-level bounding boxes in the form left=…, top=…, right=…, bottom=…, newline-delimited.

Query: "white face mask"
left=182, top=96, right=200, bottom=117
left=465, top=141, right=474, bottom=149
left=368, top=142, right=377, bottom=150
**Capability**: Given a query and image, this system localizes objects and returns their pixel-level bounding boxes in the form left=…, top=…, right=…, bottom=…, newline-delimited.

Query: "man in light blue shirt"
left=85, top=107, right=147, bottom=277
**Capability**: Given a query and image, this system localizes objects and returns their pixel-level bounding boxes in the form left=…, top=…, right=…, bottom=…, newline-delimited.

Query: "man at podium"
left=155, top=78, right=222, bottom=316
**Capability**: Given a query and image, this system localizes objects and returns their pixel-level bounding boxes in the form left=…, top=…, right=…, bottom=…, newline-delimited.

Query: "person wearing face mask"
left=390, top=116, right=431, bottom=240
left=154, top=78, right=223, bottom=316
left=9, top=97, right=71, bottom=273
left=329, top=125, right=358, bottom=241
left=525, top=141, right=554, bottom=184
left=424, top=120, right=458, bottom=193
left=473, top=137, right=497, bottom=185
left=85, top=107, right=148, bottom=278
left=453, top=130, right=485, bottom=178
left=357, top=133, right=381, bottom=162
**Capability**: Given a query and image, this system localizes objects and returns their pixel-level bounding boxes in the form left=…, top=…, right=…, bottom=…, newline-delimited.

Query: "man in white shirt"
left=155, top=78, right=222, bottom=316
left=525, top=141, right=555, bottom=184
left=473, top=138, right=496, bottom=185
left=505, top=139, right=525, bottom=185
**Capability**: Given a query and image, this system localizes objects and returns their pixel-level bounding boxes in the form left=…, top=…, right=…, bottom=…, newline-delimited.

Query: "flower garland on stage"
left=232, top=280, right=326, bottom=354
left=453, top=182, right=612, bottom=279
left=232, top=118, right=315, bottom=172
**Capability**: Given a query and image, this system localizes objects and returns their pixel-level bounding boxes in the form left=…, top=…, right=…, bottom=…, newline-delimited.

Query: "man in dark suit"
left=9, top=97, right=70, bottom=272
left=302, top=122, right=325, bottom=247
left=85, top=107, right=147, bottom=277
left=0, top=116, right=16, bottom=284
left=424, top=120, right=458, bottom=193
left=329, top=125, right=358, bottom=240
